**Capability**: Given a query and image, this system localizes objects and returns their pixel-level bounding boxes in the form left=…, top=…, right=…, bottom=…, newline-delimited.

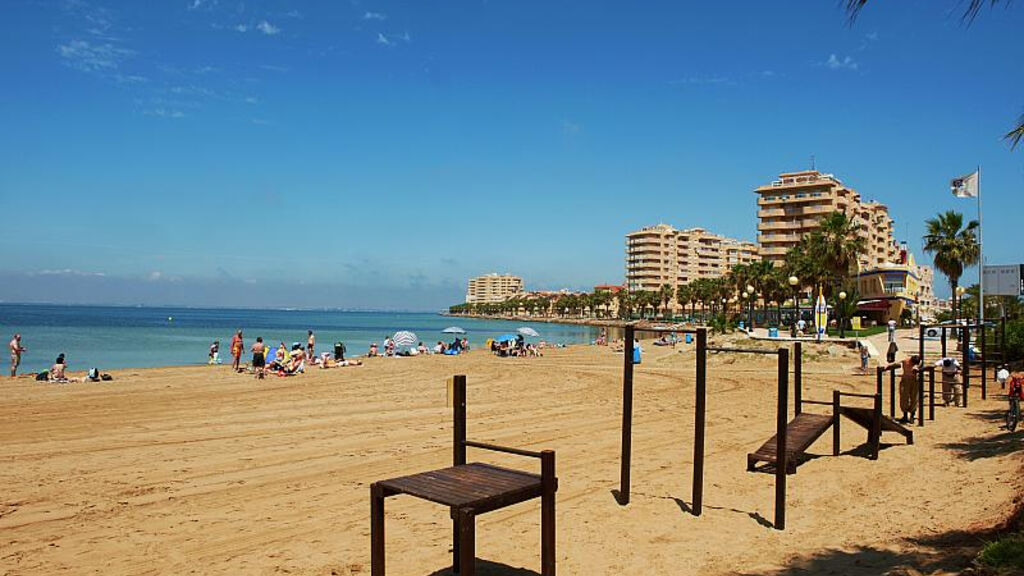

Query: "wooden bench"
left=370, top=375, right=557, bottom=576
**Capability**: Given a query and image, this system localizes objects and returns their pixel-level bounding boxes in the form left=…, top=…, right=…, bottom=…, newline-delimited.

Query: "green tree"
left=676, top=284, right=693, bottom=320
left=923, top=210, right=980, bottom=320
left=658, top=283, right=675, bottom=319
left=815, top=211, right=867, bottom=294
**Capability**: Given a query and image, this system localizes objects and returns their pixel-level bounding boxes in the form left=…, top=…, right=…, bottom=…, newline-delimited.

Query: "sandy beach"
left=1, top=337, right=1020, bottom=576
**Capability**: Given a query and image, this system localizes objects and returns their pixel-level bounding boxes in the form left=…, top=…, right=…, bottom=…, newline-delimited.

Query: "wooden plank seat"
left=841, top=406, right=913, bottom=444
left=747, top=412, right=833, bottom=474
left=370, top=375, right=557, bottom=576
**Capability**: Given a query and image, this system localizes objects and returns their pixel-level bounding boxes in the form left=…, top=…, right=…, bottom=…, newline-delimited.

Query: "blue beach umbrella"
left=496, top=333, right=517, bottom=342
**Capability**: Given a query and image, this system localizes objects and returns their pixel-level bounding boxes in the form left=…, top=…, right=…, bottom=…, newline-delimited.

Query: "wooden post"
left=794, top=342, right=802, bottom=415
left=618, top=326, right=635, bottom=505
left=963, top=323, right=971, bottom=409
left=540, top=450, right=556, bottom=576
left=981, top=324, right=987, bottom=400
left=371, top=483, right=385, bottom=576
left=692, top=328, right=708, bottom=516
left=929, top=368, right=935, bottom=421
left=889, top=368, right=896, bottom=420
left=876, top=366, right=883, bottom=403
left=941, top=327, right=947, bottom=358
left=1002, top=316, right=1008, bottom=366
left=454, top=375, right=467, bottom=466
left=871, top=393, right=882, bottom=460
left=775, top=347, right=789, bottom=531
left=457, top=508, right=476, bottom=576
left=832, top=389, right=840, bottom=457
left=918, top=324, right=926, bottom=427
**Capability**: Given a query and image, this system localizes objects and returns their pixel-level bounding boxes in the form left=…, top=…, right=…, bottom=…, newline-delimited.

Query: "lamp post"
left=741, top=292, right=749, bottom=331
left=955, top=285, right=966, bottom=324
left=788, top=276, right=800, bottom=337
left=745, top=284, right=755, bottom=330
left=838, top=291, right=847, bottom=339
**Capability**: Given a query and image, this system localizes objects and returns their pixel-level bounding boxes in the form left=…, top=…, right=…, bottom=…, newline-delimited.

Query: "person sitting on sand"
left=49, top=353, right=69, bottom=383
left=460, top=338, right=470, bottom=351
left=209, top=341, right=220, bottom=365
left=368, top=343, right=379, bottom=357
left=417, top=342, right=428, bottom=355
left=435, top=341, right=445, bottom=354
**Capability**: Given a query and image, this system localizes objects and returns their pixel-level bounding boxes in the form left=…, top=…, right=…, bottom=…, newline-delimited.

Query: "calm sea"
left=0, top=304, right=600, bottom=373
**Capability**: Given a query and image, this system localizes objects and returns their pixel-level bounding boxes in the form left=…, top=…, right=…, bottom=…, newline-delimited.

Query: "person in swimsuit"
left=230, top=330, right=244, bottom=372
left=307, top=330, right=315, bottom=360
left=251, top=337, right=266, bottom=379
left=49, top=353, right=68, bottom=383
left=10, top=334, right=25, bottom=378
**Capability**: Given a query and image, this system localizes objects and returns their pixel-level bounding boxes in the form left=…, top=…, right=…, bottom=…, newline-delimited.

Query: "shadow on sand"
left=425, top=560, right=539, bottom=576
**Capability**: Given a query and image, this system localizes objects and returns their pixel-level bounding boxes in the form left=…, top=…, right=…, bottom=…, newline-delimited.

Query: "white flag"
left=951, top=171, right=979, bottom=198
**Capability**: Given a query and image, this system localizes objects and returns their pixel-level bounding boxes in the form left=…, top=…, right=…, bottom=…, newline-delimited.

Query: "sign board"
left=850, top=317, right=862, bottom=331
left=983, top=265, right=1024, bottom=297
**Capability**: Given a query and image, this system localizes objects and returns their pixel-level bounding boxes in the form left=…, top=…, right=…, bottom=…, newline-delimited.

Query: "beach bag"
left=101, top=373, right=113, bottom=381
left=632, top=346, right=642, bottom=365
left=35, top=371, right=48, bottom=381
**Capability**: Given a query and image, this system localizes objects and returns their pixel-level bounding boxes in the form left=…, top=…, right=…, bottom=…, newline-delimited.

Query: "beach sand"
left=1, top=339, right=1020, bottom=575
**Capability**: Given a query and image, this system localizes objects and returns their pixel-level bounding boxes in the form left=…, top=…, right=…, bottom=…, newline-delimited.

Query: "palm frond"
left=845, top=0, right=1011, bottom=24
left=1005, top=115, right=1024, bottom=150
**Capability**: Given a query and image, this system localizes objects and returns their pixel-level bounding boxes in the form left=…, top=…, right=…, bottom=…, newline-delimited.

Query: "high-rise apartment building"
left=625, top=224, right=759, bottom=296
left=465, top=273, right=524, bottom=304
left=754, top=170, right=898, bottom=269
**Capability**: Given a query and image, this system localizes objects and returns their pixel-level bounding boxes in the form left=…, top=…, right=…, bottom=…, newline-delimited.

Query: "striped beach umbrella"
left=392, top=331, right=418, bottom=348
left=517, top=327, right=540, bottom=338
left=442, top=326, right=466, bottom=334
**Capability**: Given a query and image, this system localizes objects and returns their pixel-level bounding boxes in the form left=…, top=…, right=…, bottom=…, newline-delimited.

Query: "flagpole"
left=978, top=164, right=984, bottom=330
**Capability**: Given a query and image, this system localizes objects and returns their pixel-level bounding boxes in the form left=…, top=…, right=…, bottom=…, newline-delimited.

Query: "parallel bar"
left=618, top=325, right=635, bottom=505
left=963, top=323, right=971, bottom=409
left=981, top=324, right=987, bottom=400
left=371, top=483, right=385, bottom=576
left=775, top=347, right=789, bottom=530
left=889, top=369, right=896, bottom=420
left=929, top=369, right=935, bottom=421
left=464, top=440, right=544, bottom=459
left=941, top=328, right=947, bottom=358
left=692, top=328, right=708, bottom=517
left=794, top=342, right=802, bottom=415
left=632, top=327, right=699, bottom=335
left=876, top=367, right=883, bottom=403
left=871, top=394, right=882, bottom=460
left=801, top=399, right=833, bottom=406
left=838, top=391, right=880, bottom=399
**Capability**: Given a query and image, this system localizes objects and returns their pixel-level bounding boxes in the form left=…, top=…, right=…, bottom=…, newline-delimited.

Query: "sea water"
left=0, top=304, right=600, bottom=373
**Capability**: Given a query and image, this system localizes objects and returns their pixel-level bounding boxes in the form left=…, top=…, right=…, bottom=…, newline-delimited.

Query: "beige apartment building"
left=465, top=273, right=524, bottom=304
left=625, top=224, right=759, bottom=296
left=754, top=170, right=898, bottom=269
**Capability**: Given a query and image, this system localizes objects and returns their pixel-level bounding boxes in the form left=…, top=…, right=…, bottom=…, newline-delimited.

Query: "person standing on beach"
left=887, top=319, right=897, bottom=343
left=307, top=330, right=315, bottom=360
left=251, top=337, right=266, bottom=379
left=9, top=334, right=25, bottom=378
left=938, top=357, right=963, bottom=407
left=230, top=330, right=243, bottom=372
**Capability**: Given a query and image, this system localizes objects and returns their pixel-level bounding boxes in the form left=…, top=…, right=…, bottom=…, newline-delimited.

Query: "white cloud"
left=376, top=31, right=411, bottom=47
left=376, top=32, right=392, bottom=46
left=234, top=23, right=248, bottom=32
left=257, top=21, right=280, bottom=35
left=669, top=76, right=732, bottom=86
left=760, top=70, right=775, bottom=78
left=57, top=39, right=134, bottom=73
left=148, top=271, right=163, bottom=281
left=364, top=11, right=387, bottom=20
left=244, top=96, right=258, bottom=104
left=147, top=108, right=186, bottom=119
left=825, top=54, right=858, bottom=71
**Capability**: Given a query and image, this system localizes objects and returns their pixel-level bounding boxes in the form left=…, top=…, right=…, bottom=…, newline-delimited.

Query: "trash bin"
left=685, top=333, right=693, bottom=345
left=768, top=327, right=779, bottom=338
left=738, top=321, right=745, bottom=330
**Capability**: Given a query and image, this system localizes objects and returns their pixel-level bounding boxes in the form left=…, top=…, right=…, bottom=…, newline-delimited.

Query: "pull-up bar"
left=618, top=325, right=790, bottom=530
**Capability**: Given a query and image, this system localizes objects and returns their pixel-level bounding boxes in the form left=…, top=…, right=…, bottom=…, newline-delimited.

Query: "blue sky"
left=1, top=0, right=1022, bottom=309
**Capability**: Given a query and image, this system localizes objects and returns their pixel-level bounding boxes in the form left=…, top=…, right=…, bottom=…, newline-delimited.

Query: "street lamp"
left=788, top=275, right=800, bottom=337
left=745, top=285, right=756, bottom=330
left=741, top=291, right=749, bottom=330
left=955, top=285, right=966, bottom=323
left=838, top=291, right=847, bottom=339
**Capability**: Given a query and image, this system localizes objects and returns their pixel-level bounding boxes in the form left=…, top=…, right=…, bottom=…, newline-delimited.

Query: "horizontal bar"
left=464, top=440, right=544, bottom=459
left=837, top=392, right=879, bottom=399
left=631, top=327, right=700, bottom=334
left=706, top=347, right=779, bottom=355
left=800, top=399, right=833, bottom=406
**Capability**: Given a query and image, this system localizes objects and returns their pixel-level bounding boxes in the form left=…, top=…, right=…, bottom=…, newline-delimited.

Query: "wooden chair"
left=370, top=375, right=557, bottom=576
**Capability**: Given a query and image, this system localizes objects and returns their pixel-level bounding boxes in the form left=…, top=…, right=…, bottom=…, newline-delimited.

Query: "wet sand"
left=1, top=339, right=1020, bottom=575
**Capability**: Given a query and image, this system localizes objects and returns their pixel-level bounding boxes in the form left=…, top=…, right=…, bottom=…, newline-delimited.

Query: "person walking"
left=230, top=330, right=244, bottom=372
left=306, top=330, right=315, bottom=360
left=892, top=355, right=921, bottom=423
left=997, top=364, right=1011, bottom=390
left=887, top=319, right=897, bottom=343
left=859, top=341, right=870, bottom=373
left=9, top=333, right=25, bottom=378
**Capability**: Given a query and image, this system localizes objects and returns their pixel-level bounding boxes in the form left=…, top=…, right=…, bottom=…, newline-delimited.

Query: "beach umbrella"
left=392, top=331, right=418, bottom=348
left=496, top=333, right=517, bottom=342
left=517, top=327, right=540, bottom=338
left=442, top=326, right=466, bottom=334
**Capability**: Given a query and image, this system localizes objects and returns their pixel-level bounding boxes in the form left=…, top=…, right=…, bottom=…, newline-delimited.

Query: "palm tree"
left=615, top=289, right=632, bottom=319
left=844, top=0, right=1022, bottom=151
left=676, top=284, right=693, bottom=321
left=923, top=210, right=980, bottom=321
left=658, top=284, right=675, bottom=319
left=815, top=211, right=867, bottom=295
